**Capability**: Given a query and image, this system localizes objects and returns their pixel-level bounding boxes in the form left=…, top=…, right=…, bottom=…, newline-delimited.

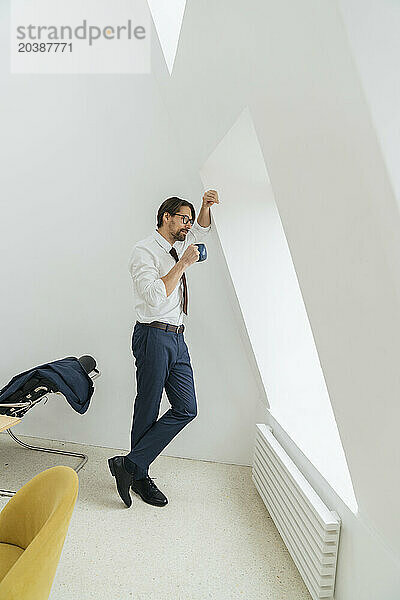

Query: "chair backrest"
left=0, top=466, right=79, bottom=600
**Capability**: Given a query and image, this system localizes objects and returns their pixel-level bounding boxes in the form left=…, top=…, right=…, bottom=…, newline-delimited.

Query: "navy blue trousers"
left=125, top=322, right=197, bottom=479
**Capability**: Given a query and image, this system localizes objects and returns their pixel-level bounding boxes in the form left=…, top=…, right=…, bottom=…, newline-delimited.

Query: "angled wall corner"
left=200, top=107, right=357, bottom=512
left=147, top=0, right=186, bottom=75
left=338, top=0, right=400, bottom=207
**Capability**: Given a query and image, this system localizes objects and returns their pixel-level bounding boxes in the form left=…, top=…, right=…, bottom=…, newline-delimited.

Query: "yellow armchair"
left=0, top=466, right=78, bottom=600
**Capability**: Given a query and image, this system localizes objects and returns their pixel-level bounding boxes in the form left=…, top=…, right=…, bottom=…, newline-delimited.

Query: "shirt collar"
left=153, top=229, right=173, bottom=253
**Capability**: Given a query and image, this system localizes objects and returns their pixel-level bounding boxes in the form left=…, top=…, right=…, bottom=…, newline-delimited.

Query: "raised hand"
left=202, top=190, right=219, bottom=208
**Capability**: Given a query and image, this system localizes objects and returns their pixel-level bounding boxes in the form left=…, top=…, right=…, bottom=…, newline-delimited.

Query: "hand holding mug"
left=181, top=244, right=200, bottom=267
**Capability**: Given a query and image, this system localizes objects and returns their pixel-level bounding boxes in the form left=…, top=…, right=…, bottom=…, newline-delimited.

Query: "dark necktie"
left=169, top=247, right=188, bottom=315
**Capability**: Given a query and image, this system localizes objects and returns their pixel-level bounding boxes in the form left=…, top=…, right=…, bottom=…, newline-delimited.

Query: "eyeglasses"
left=174, top=213, right=194, bottom=226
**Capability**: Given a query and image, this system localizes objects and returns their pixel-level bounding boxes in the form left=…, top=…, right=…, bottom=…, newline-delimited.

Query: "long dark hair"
left=157, top=197, right=195, bottom=229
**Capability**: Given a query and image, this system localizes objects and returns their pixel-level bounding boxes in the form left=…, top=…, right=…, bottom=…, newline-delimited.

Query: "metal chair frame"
left=0, top=369, right=100, bottom=497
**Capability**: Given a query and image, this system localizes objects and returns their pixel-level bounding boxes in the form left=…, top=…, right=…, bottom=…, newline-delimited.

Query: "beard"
left=172, top=228, right=188, bottom=242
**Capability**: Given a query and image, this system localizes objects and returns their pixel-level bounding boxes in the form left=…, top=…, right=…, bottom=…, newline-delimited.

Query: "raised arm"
left=197, top=190, right=219, bottom=227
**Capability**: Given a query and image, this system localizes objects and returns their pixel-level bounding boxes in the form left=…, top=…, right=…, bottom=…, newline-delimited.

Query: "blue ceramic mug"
left=194, top=243, right=207, bottom=262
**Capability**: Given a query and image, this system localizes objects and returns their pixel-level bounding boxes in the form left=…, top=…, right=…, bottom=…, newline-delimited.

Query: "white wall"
left=339, top=0, right=400, bottom=204
left=150, top=0, right=400, bottom=596
left=0, top=1, right=263, bottom=467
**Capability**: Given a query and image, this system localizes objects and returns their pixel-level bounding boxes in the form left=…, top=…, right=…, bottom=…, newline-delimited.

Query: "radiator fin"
left=252, top=424, right=341, bottom=600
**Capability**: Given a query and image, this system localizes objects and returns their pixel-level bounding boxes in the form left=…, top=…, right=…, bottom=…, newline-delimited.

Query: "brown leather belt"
left=137, top=321, right=185, bottom=334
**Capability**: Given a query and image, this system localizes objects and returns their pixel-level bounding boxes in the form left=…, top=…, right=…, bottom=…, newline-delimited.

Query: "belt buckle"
left=166, top=323, right=173, bottom=332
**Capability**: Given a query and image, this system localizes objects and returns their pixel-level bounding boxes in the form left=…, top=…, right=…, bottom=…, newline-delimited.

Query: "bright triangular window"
left=147, top=0, right=186, bottom=74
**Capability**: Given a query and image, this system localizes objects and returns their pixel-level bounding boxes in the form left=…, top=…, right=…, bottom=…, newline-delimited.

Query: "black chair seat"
left=78, top=355, right=97, bottom=375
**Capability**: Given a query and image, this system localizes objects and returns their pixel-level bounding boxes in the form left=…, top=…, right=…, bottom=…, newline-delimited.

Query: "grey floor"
left=0, top=433, right=311, bottom=600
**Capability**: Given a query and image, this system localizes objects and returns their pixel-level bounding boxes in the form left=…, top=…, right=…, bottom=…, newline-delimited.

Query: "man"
left=109, top=190, right=219, bottom=507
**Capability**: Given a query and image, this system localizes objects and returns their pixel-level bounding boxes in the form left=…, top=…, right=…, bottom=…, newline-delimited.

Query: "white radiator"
left=252, top=424, right=341, bottom=600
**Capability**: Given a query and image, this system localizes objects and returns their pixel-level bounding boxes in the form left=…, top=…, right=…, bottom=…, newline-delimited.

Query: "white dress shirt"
left=129, top=220, right=211, bottom=326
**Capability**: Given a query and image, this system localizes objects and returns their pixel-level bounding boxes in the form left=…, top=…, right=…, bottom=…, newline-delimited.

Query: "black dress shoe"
left=131, top=476, right=168, bottom=507
left=108, top=456, right=132, bottom=507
